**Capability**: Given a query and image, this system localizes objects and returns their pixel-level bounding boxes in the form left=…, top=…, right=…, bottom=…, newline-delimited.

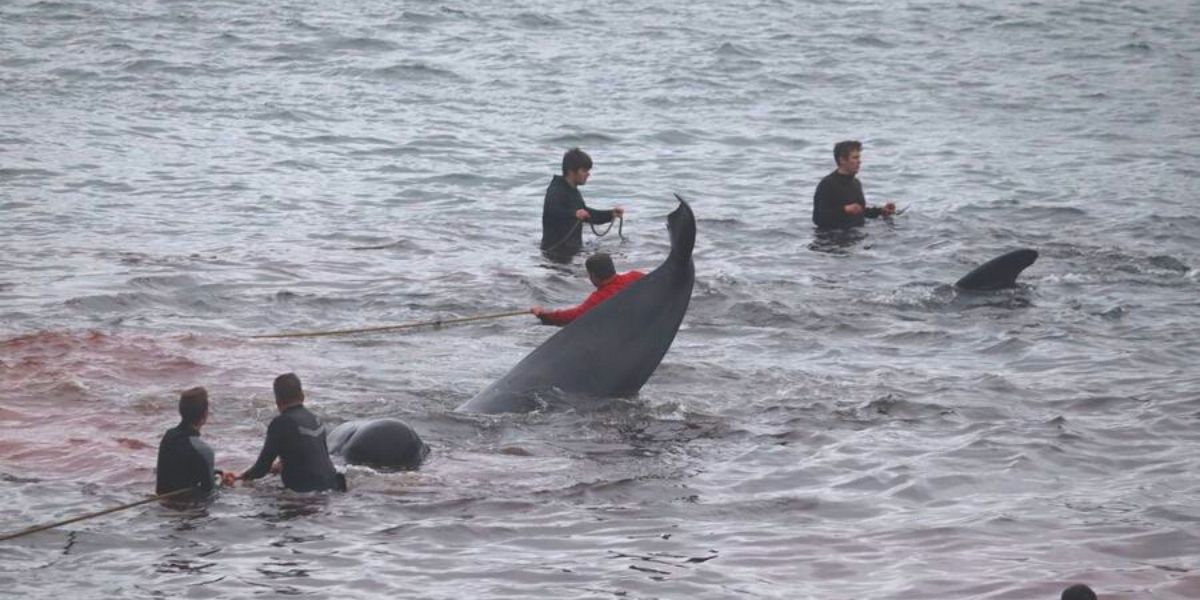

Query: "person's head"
left=562, top=147, right=593, bottom=186
left=1061, top=584, right=1097, bottom=600
left=179, top=386, right=209, bottom=429
left=833, top=140, right=863, bottom=176
left=585, top=253, right=617, bottom=287
left=273, top=372, right=305, bottom=410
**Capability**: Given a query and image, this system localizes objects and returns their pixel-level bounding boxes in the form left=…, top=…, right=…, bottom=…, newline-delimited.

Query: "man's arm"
left=188, top=439, right=215, bottom=492
left=240, top=419, right=282, bottom=481
left=535, top=288, right=609, bottom=326
left=584, top=205, right=615, bottom=225
left=812, top=179, right=842, bottom=227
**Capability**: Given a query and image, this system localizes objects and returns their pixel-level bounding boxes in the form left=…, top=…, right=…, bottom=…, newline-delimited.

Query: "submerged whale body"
left=954, top=248, right=1038, bottom=291
left=458, top=196, right=698, bottom=414
left=328, top=418, right=430, bottom=470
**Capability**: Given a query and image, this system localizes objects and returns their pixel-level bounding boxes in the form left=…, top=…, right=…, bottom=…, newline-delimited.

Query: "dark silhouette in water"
left=1061, top=583, right=1097, bottom=600
left=955, top=248, right=1039, bottom=291
left=328, top=419, right=430, bottom=470
left=460, top=197, right=697, bottom=414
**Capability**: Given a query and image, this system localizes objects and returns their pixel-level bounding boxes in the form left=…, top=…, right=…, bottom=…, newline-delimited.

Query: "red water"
left=0, top=330, right=210, bottom=485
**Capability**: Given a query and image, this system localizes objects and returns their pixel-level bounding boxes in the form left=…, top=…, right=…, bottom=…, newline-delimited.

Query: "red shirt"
left=538, top=271, right=645, bottom=326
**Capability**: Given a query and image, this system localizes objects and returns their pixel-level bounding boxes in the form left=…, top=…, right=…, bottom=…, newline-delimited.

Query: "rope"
left=544, top=214, right=625, bottom=254
left=541, top=219, right=584, bottom=253
left=589, top=215, right=624, bottom=239
left=0, top=487, right=192, bottom=543
left=249, top=309, right=529, bottom=340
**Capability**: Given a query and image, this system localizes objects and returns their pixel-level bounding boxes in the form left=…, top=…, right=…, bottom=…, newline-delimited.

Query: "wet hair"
left=273, top=372, right=305, bottom=406
left=1061, top=584, right=1097, bottom=600
left=833, top=140, right=862, bottom=163
left=178, top=386, right=209, bottom=425
left=585, top=253, right=616, bottom=282
left=562, top=147, right=593, bottom=175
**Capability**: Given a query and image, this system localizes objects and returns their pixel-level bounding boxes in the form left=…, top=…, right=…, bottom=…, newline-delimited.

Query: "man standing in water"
left=237, top=373, right=345, bottom=492
left=155, top=386, right=233, bottom=495
left=812, top=140, right=895, bottom=229
left=531, top=253, right=644, bottom=326
left=541, top=148, right=625, bottom=256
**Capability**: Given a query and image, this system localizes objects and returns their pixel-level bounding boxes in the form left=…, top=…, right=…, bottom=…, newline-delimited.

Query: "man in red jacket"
left=531, top=253, right=644, bottom=326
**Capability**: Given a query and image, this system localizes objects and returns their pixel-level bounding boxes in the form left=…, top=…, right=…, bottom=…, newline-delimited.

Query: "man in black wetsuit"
left=238, top=373, right=344, bottom=492
left=540, top=147, right=625, bottom=257
left=812, top=140, right=895, bottom=229
left=155, top=386, right=225, bottom=495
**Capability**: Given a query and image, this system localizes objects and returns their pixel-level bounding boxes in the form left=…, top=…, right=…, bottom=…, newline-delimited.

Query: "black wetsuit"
left=242, top=404, right=343, bottom=492
left=812, top=170, right=882, bottom=229
left=155, top=423, right=216, bottom=495
left=540, top=175, right=615, bottom=254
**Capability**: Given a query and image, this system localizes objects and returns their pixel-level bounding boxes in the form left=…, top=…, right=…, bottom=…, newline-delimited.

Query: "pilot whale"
left=458, top=196, right=697, bottom=414
left=955, top=248, right=1038, bottom=291
left=328, top=418, right=430, bottom=470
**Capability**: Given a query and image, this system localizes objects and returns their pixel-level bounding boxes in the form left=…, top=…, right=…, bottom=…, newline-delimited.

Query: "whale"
left=954, top=248, right=1038, bottom=291
left=458, top=196, right=697, bottom=414
left=328, top=418, right=430, bottom=470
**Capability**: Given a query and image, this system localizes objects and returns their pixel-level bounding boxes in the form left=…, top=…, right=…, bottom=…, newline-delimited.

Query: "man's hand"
left=575, top=209, right=590, bottom=221
left=844, top=203, right=864, bottom=216
left=270, top=459, right=282, bottom=475
left=220, top=472, right=239, bottom=487
left=530, top=306, right=544, bottom=317
left=612, top=206, right=625, bottom=218
left=882, top=202, right=896, bottom=216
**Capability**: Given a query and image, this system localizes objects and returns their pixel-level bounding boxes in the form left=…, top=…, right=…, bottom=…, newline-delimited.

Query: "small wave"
left=64, top=178, right=135, bottom=192
left=513, top=12, right=562, bottom=28
left=1043, top=244, right=1192, bottom=281
left=65, top=292, right=158, bottom=312
left=285, top=18, right=321, bottom=32
left=347, top=238, right=422, bottom=252
left=50, top=67, right=98, bottom=80
left=988, top=18, right=1050, bottom=31
left=28, top=1, right=94, bottom=21
left=979, top=336, right=1032, bottom=355
left=1120, top=41, right=1152, bottom=53
left=0, top=167, right=58, bottom=179
left=715, top=42, right=755, bottom=57
left=127, top=275, right=199, bottom=290
left=841, top=394, right=957, bottom=421
left=656, top=75, right=733, bottom=90
left=879, top=329, right=953, bottom=345
left=400, top=10, right=445, bottom=24
left=361, top=62, right=464, bottom=82
left=851, top=35, right=896, bottom=49
left=544, top=132, right=620, bottom=145
left=275, top=133, right=393, bottom=148
left=330, top=36, right=397, bottom=52
left=726, top=301, right=798, bottom=327
left=122, top=58, right=191, bottom=74
left=249, top=107, right=332, bottom=123
left=647, top=130, right=701, bottom=145
left=1147, top=255, right=1189, bottom=273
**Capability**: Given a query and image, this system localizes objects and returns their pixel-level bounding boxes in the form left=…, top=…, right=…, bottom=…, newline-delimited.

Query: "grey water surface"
left=1, top=0, right=1198, bottom=598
